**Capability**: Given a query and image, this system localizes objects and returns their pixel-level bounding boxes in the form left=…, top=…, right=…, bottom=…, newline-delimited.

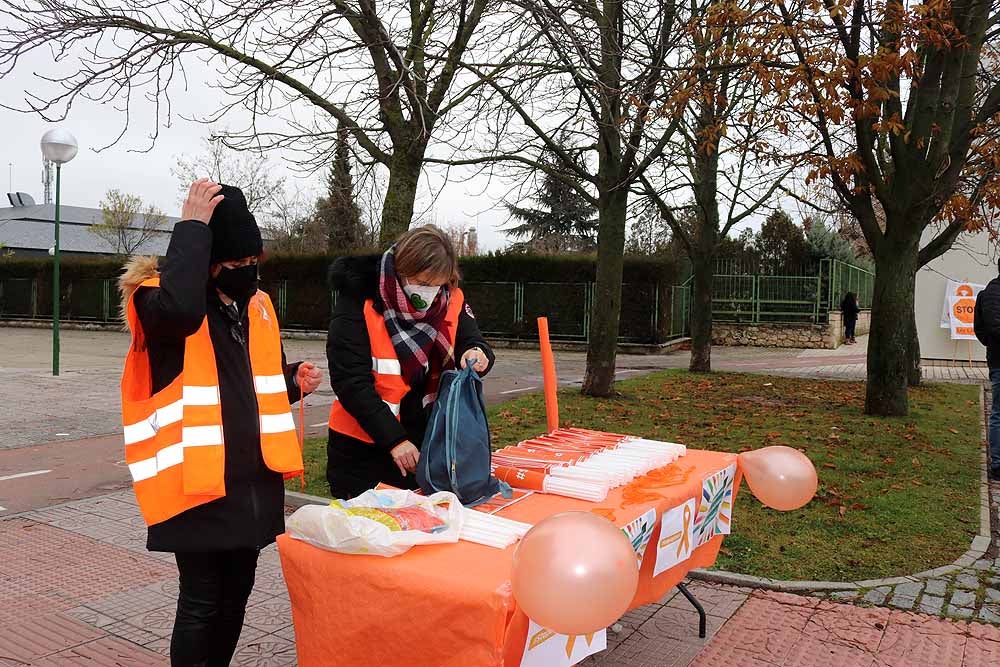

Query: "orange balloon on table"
left=739, top=446, right=818, bottom=511
left=511, top=512, right=639, bottom=635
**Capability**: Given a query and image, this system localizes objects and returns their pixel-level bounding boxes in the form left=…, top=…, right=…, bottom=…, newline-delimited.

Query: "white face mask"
left=403, top=283, right=442, bottom=311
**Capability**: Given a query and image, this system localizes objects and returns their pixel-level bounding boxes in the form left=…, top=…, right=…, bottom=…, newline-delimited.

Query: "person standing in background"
left=841, top=292, right=860, bottom=345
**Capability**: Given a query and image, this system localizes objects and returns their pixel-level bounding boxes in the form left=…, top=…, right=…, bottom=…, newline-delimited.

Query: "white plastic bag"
left=286, top=489, right=464, bottom=557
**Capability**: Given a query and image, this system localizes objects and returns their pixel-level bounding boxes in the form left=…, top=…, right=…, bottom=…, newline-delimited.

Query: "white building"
left=915, top=226, right=994, bottom=364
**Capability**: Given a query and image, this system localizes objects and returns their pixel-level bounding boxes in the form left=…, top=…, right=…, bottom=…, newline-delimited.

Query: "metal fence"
left=822, top=258, right=874, bottom=311
left=707, top=258, right=873, bottom=325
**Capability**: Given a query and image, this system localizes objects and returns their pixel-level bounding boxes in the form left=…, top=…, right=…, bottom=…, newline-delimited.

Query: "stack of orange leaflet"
left=492, top=427, right=686, bottom=501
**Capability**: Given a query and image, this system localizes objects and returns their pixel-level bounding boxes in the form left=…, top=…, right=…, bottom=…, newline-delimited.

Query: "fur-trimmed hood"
left=118, top=255, right=159, bottom=325
left=328, top=253, right=381, bottom=300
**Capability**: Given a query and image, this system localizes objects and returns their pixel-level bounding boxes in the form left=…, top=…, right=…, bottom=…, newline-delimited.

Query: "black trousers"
left=327, top=431, right=419, bottom=499
left=171, top=549, right=260, bottom=667
left=845, top=319, right=857, bottom=340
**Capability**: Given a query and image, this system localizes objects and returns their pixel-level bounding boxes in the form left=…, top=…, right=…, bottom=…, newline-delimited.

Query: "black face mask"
left=213, top=264, right=259, bottom=303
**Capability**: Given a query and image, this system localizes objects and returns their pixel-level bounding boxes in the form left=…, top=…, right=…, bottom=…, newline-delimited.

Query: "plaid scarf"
left=378, top=248, right=455, bottom=405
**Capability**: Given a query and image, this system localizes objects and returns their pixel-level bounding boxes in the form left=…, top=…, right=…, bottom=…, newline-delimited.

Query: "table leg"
left=676, top=582, right=706, bottom=638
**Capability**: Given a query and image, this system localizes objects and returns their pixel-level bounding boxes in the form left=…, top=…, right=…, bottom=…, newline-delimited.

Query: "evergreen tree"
left=316, top=124, right=364, bottom=252
left=504, top=148, right=598, bottom=254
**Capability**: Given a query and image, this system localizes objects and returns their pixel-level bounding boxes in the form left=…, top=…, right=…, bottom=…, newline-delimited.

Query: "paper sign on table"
left=621, top=507, right=658, bottom=567
left=694, top=463, right=736, bottom=546
left=653, top=497, right=696, bottom=576
left=521, top=620, right=607, bottom=667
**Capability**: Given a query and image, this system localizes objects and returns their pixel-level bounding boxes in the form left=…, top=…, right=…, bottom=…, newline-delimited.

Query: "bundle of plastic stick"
left=492, top=427, right=686, bottom=502
left=459, top=507, right=532, bottom=549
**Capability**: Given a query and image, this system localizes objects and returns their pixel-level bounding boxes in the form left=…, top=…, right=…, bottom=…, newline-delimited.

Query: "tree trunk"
left=865, top=238, right=918, bottom=416
left=907, top=307, right=922, bottom=386
left=689, top=252, right=715, bottom=372
left=379, top=149, right=423, bottom=245
left=582, top=189, right=629, bottom=397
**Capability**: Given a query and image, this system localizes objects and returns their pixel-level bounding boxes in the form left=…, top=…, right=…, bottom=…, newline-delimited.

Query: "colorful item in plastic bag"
left=286, top=489, right=464, bottom=557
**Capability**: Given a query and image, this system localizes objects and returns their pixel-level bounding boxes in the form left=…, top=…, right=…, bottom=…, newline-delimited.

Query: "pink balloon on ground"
left=739, top=446, right=818, bottom=511
left=511, top=511, right=639, bottom=636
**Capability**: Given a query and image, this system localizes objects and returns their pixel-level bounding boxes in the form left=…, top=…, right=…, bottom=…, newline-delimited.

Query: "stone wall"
left=713, top=310, right=871, bottom=349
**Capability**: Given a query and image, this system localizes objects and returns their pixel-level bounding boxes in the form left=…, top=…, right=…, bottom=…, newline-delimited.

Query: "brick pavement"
left=2, top=327, right=996, bottom=665
left=2, top=491, right=297, bottom=665
left=5, top=477, right=999, bottom=666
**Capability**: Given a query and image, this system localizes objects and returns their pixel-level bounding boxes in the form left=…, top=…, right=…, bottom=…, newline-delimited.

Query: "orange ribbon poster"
left=653, top=497, right=696, bottom=577
left=521, top=620, right=607, bottom=667
left=948, top=295, right=978, bottom=340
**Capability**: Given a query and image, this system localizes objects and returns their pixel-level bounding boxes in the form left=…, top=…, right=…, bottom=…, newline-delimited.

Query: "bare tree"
left=639, top=0, right=800, bottom=374
left=172, top=134, right=287, bottom=219
left=442, top=0, right=687, bottom=396
left=92, top=189, right=167, bottom=257
left=0, top=0, right=499, bottom=244
left=262, top=185, right=326, bottom=255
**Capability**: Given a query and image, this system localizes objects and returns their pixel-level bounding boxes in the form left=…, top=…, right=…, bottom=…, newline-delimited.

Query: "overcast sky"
left=0, top=27, right=773, bottom=253
left=0, top=44, right=536, bottom=251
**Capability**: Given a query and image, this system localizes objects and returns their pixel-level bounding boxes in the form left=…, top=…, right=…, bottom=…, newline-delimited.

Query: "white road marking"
left=501, top=386, right=538, bottom=395
left=0, top=469, right=52, bottom=482
left=309, top=422, right=329, bottom=428
left=0, top=507, right=6, bottom=512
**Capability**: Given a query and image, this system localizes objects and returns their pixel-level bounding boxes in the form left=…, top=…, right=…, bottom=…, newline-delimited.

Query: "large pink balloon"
left=511, top=512, right=639, bottom=635
left=739, top=446, right=818, bottom=511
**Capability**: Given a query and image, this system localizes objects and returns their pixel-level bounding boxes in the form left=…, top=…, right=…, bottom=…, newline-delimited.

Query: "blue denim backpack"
left=417, top=363, right=511, bottom=507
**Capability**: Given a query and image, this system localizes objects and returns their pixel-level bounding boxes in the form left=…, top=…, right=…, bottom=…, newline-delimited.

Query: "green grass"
left=291, top=371, right=982, bottom=581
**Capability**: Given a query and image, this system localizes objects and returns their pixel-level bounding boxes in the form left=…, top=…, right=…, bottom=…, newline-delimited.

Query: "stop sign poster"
left=940, top=281, right=985, bottom=328
left=948, top=295, right=977, bottom=340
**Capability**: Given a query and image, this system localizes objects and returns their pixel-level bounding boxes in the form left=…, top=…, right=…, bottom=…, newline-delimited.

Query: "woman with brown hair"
left=325, top=225, right=495, bottom=498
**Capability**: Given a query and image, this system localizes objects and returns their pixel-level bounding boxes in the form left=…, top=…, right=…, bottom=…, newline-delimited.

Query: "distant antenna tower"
left=42, top=158, right=53, bottom=204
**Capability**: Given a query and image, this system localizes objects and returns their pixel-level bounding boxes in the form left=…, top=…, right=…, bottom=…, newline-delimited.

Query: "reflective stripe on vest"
left=121, top=277, right=304, bottom=527
left=328, top=288, right=464, bottom=444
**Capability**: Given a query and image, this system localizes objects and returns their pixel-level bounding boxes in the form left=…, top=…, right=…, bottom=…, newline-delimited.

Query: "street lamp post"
left=40, top=129, right=78, bottom=377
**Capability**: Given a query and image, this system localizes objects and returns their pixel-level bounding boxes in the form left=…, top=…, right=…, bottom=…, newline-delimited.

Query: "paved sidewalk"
left=5, top=490, right=1000, bottom=666
left=2, top=326, right=994, bottom=665
left=3, top=492, right=296, bottom=665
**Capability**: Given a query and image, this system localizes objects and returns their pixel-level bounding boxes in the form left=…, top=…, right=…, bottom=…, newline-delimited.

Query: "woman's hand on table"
left=391, top=441, right=420, bottom=476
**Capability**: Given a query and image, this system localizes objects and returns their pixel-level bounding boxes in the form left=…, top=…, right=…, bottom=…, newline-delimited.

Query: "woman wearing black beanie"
left=119, top=180, right=323, bottom=666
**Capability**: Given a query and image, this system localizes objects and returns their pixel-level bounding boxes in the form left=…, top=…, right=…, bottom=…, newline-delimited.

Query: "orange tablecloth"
left=278, top=449, right=740, bottom=667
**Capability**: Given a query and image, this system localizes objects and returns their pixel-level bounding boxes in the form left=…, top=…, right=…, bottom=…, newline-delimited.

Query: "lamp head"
left=40, top=129, right=79, bottom=165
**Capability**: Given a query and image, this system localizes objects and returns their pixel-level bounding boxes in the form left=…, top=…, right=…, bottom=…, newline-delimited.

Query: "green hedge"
left=0, top=252, right=682, bottom=341
left=0, top=257, right=124, bottom=281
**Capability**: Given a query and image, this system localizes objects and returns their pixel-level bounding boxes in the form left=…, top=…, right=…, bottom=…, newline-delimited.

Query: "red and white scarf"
left=378, top=248, right=455, bottom=405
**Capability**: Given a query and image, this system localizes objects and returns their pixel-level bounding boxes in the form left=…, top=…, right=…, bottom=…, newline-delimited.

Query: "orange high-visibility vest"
left=121, top=277, right=304, bottom=527
left=328, top=289, right=465, bottom=443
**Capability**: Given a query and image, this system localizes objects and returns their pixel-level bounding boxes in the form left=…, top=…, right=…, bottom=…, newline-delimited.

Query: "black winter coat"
left=975, top=278, right=1000, bottom=368
left=134, top=221, right=304, bottom=552
left=325, top=254, right=495, bottom=499
left=840, top=296, right=861, bottom=323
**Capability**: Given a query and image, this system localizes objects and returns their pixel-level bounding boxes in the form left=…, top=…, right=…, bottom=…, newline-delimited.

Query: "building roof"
left=0, top=203, right=177, bottom=255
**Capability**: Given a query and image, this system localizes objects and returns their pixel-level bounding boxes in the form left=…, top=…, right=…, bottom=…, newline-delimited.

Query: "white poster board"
left=948, top=295, right=978, bottom=341
left=940, top=281, right=985, bottom=328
